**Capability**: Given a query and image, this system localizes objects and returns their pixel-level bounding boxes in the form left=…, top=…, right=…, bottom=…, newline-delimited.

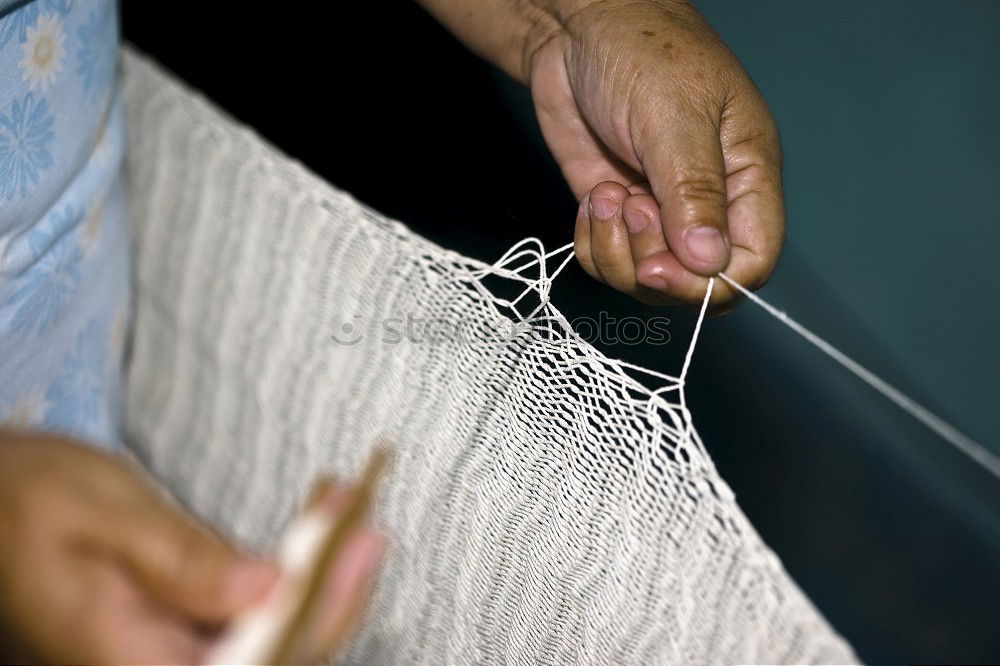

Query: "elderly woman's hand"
left=419, top=0, right=784, bottom=310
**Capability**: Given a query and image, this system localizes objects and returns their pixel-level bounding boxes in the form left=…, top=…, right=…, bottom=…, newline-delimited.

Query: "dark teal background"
left=698, top=0, right=999, bottom=456
left=675, top=2, right=1000, bottom=660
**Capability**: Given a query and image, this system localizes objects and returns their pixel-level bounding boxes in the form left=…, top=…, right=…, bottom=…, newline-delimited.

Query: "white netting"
left=120, top=46, right=856, bottom=665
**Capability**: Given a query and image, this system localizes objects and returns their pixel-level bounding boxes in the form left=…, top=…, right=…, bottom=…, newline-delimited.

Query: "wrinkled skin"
left=420, top=0, right=785, bottom=312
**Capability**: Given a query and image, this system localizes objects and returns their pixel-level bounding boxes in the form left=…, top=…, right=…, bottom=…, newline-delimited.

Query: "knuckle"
left=672, top=171, right=728, bottom=225
left=673, top=172, right=727, bottom=205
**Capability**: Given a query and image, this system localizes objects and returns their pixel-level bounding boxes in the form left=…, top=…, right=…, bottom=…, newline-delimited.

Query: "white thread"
left=470, top=239, right=995, bottom=482
left=677, top=278, right=715, bottom=440
left=681, top=276, right=714, bottom=389
left=718, top=272, right=1000, bottom=481
left=679, top=277, right=714, bottom=445
left=491, top=240, right=576, bottom=321
left=122, top=49, right=861, bottom=665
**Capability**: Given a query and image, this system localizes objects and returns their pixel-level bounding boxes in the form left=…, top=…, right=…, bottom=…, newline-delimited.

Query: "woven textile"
left=120, top=46, right=856, bottom=665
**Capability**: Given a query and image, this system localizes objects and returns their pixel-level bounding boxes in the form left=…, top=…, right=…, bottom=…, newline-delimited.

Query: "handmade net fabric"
left=120, top=47, right=856, bottom=665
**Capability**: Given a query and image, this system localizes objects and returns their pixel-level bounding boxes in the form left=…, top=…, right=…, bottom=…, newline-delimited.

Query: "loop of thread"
left=482, top=239, right=575, bottom=321
left=475, top=240, right=997, bottom=483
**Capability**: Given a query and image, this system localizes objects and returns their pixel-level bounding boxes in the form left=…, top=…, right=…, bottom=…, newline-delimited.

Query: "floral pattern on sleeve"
left=0, top=92, right=55, bottom=201
left=0, top=0, right=127, bottom=450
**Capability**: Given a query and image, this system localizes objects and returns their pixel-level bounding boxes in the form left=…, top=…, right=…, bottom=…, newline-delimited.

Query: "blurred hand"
left=530, top=1, right=784, bottom=310
left=0, top=430, right=278, bottom=663
left=0, top=431, right=383, bottom=664
left=251, top=478, right=386, bottom=665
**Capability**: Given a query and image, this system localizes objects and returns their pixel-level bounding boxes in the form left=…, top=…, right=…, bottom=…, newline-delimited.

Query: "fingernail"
left=589, top=193, right=619, bottom=220
left=623, top=207, right=649, bottom=234
left=638, top=273, right=669, bottom=292
left=684, top=226, right=728, bottom=266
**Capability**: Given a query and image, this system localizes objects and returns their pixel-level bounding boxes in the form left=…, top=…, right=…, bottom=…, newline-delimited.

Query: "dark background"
left=121, top=1, right=1000, bottom=662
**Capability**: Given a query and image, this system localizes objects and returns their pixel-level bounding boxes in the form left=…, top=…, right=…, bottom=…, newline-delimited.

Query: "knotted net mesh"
left=120, top=47, right=856, bottom=664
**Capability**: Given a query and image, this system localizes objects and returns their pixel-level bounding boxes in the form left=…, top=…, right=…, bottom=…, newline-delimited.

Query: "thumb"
left=640, top=103, right=731, bottom=276
left=103, top=495, right=278, bottom=623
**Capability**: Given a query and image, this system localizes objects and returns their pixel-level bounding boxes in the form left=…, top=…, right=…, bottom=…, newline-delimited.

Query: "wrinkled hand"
left=416, top=0, right=784, bottom=310
left=0, top=431, right=383, bottom=664
left=530, top=1, right=784, bottom=310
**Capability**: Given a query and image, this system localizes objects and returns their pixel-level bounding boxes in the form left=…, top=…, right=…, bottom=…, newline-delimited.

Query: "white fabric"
left=120, top=46, right=857, bottom=665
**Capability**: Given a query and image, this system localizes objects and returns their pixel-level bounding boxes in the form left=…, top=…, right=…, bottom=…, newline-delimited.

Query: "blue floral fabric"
left=0, top=0, right=127, bottom=449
